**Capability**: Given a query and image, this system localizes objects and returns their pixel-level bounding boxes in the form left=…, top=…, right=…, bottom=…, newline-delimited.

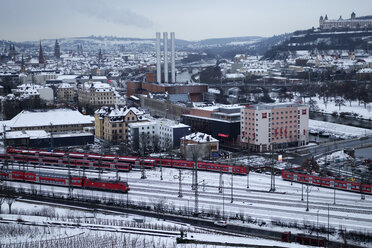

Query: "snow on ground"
left=0, top=200, right=315, bottom=247
left=3, top=163, right=372, bottom=247
left=309, top=119, right=372, bottom=139
left=317, top=150, right=352, bottom=164
left=304, top=96, right=372, bottom=120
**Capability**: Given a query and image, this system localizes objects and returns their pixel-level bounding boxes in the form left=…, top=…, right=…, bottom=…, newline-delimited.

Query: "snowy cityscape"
left=0, top=1, right=372, bottom=247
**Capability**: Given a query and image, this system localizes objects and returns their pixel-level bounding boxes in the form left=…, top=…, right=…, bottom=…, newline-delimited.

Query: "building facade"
left=57, top=83, right=75, bottom=102
left=94, top=106, right=147, bottom=143
left=180, top=132, right=219, bottom=160
left=240, top=103, right=309, bottom=152
left=78, top=81, right=114, bottom=106
left=128, top=119, right=191, bottom=151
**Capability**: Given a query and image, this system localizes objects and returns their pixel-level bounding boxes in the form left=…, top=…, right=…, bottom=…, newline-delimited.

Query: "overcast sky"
left=1, top=0, right=372, bottom=42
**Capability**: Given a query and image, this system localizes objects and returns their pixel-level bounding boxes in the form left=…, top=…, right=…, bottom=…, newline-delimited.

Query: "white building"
left=128, top=119, right=191, bottom=151
left=241, top=103, right=309, bottom=152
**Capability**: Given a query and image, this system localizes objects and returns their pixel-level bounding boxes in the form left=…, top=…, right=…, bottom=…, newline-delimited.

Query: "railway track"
left=129, top=183, right=372, bottom=215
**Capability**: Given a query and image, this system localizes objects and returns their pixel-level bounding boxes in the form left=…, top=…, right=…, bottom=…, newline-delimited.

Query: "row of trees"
left=293, top=81, right=371, bottom=108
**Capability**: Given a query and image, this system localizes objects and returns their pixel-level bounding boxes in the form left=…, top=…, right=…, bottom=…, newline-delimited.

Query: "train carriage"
left=282, top=170, right=372, bottom=195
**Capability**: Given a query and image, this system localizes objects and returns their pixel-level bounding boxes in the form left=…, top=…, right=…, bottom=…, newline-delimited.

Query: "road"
left=289, top=136, right=372, bottom=165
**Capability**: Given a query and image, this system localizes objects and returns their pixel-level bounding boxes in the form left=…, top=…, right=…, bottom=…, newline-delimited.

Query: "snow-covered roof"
left=226, top=73, right=245, bottom=79
left=183, top=132, right=218, bottom=143
left=357, top=68, right=372, bottom=73
left=7, top=109, right=94, bottom=128
left=83, top=81, right=113, bottom=92
left=58, top=83, right=74, bottom=89
left=5, top=130, right=49, bottom=139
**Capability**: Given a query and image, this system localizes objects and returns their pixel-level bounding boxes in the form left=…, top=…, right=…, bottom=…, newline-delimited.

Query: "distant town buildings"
left=319, top=12, right=372, bottom=30
left=240, top=103, right=309, bottom=152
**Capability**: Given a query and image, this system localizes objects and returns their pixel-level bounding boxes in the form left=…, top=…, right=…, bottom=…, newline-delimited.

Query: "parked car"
left=213, top=220, right=227, bottom=227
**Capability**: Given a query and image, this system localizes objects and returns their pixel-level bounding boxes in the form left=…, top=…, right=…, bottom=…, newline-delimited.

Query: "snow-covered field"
left=310, top=96, right=372, bottom=121
left=0, top=198, right=315, bottom=247
left=309, top=119, right=372, bottom=139
left=2, top=164, right=372, bottom=247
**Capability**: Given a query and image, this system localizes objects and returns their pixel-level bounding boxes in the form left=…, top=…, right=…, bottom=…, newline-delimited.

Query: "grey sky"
left=1, top=0, right=371, bottom=41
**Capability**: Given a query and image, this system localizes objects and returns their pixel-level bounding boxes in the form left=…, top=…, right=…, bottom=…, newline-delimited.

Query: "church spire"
left=38, top=41, right=45, bottom=65
left=54, top=39, right=60, bottom=59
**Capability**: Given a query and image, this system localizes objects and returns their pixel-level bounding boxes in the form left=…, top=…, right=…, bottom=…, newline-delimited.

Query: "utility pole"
left=194, top=160, right=199, bottom=215
left=141, top=134, right=146, bottom=179
left=328, top=204, right=330, bottom=241
left=334, top=187, right=336, bottom=204
left=247, top=137, right=250, bottom=189
left=178, top=169, right=183, bottom=198
left=230, top=167, right=234, bottom=203
left=222, top=180, right=225, bottom=220
left=306, top=182, right=310, bottom=211
left=301, top=182, right=304, bottom=201
left=50, top=123, right=54, bottom=149
left=317, top=209, right=319, bottom=245
left=270, top=144, right=276, bottom=192
left=160, top=154, right=163, bottom=180
left=67, top=151, right=72, bottom=198
left=218, top=168, right=223, bottom=193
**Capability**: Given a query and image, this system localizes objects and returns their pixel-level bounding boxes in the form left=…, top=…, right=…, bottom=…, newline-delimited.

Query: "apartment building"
left=78, top=81, right=114, bottom=106
left=57, top=83, right=75, bottom=102
left=127, top=119, right=191, bottom=151
left=240, top=103, right=309, bottom=152
left=94, top=106, right=147, bottom=143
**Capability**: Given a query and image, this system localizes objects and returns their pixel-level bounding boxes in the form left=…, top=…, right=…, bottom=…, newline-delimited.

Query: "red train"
left=6, top=147, right=155, bottom=169
left=0, top=153, right=131, bottom=172
left=282, top=170, right=372, bottom=194
left=154, top=158, right=247, bottom=175
left=0, top=169, right=130, bottom=193
left=6, top=147, right=248, bottom=175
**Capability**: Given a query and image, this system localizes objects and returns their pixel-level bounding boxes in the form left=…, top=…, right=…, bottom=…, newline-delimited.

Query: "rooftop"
left=5, top=109, right=94, bottom=128
left=183, top=132, right=218, bottom=143
left=244, top=103, right=308, bottom=111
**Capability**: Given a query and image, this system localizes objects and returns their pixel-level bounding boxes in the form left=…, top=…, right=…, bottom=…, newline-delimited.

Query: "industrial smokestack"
left=156, top=32, right=161, bottom=83
left=170, top=32, right=176, bottom=83
left=163, top=32, right=168, bottom=83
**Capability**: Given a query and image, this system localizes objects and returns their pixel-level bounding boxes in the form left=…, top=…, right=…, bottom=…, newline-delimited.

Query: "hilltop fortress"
left=319, top=12, right=372, bottom=30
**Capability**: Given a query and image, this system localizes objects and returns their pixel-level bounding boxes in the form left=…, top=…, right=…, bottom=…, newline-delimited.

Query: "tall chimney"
left=170, top=32, right=176, bottom=83
left=163, top=32, right=168, bottom=83
left=156, top=32, right=161, bottom=83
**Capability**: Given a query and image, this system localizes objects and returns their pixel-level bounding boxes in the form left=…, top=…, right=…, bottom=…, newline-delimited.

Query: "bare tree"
left=335, top=98, right=346, bottom=111
left=3, top=186, right=17, bottom=214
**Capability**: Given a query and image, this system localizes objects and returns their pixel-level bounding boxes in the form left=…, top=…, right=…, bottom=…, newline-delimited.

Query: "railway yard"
left=1, top=146, right=372, bottom=247
left=1, top=157, right=372, bottom=246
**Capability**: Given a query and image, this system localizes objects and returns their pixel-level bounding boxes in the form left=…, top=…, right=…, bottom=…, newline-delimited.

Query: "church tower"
left=54, top=40, right=60, bottom=59
left=20, top=54, right=25, bottom=73
left=38, top=41, right=45, bottom=65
